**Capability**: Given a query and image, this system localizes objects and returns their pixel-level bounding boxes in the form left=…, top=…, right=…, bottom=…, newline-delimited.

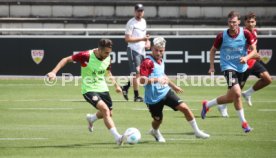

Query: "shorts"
left=83, top=92, right=112, bottom=110
left=146, top=90, right=183, bottom=120
left=223, top=70, right=246, bottom=89
left=127, top=47, right=145, bottom=74
left=241, top=61, right=268, bottom=87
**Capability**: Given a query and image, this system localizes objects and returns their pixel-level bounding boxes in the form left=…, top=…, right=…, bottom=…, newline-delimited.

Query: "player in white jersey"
left=121, top=3, right=151, bottom=102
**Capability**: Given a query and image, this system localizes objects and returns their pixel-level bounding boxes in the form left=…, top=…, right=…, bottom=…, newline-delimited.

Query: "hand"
left=115, top=85, right=122, bottom=93
left=173, top=86, right=183, bottom=94
left=208, top=67, right=215, bottom=74
left=143, top=34, right=150, bottom=41
left=47, top=72, right=56, bottom=81
left=240, top=56, right=248, bottom=64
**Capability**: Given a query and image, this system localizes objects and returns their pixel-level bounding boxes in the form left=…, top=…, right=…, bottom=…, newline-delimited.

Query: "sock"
left=206, top=98, right=218, bottom=109
left=189, top=119, right=200, bottom=133
left=243, top=86, right=255, bottom=96
left=236, top=109, right=246, bottom=123
left=134, top=90, right=139, bottom=98
left=90, top=114, right=98, bottom=122
left=123, top=81, right=130, bottom=90
left=109, top=127, right=121, bottom=140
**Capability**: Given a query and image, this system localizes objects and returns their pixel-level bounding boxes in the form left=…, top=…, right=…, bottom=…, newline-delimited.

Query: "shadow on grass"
left=0, top=142, right=135, bottom=149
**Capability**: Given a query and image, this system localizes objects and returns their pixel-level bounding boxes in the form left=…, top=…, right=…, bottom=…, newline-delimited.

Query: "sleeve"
left=125, top=21, right=134, bottom=35
left=71, top=50, right=90, bottom=67
left=244, top=29, right=256, bottom=45
left=140, top=59, right=154, bottom=77
left=213, top=32, right=223, bottom=49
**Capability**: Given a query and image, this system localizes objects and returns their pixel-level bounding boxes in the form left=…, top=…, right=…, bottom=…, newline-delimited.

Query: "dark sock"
left=134, top=90, right=139, bottom=98
left=123, top=81, right=130, bottom=90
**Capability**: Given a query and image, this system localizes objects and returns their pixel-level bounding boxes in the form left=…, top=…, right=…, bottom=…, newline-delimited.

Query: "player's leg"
left=242, top=62, right=272, bottom=106
left=83, top=92, right=103, bottom=132
left=230, top=84, right=252, bottom=133
left=165, top=90, right=209, bottom=138
left=202, top=70, right=239, bottom=119
left=121, top=47, right=134, bottom=101
left=147, top=102, right=166, bottom=142
left=217, top=104, right=229, bottom=118
left=133, top=54, right=144, bottom=102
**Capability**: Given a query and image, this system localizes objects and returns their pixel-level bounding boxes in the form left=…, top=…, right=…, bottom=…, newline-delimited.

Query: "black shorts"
left=223, top=70, right=246, bottom=89
left=241, top=61, right=268, bottom=87
left=83, top=92, right=112, bottom=110
left=127, top=47, right=145, bottom=74
left=146, top=90, right=183, bottom=120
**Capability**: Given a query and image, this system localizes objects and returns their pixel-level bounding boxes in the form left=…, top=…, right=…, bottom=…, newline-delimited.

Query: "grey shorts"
left=127, top=47, right=145, bottom=74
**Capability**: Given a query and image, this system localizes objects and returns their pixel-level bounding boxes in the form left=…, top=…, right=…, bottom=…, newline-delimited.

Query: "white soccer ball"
left=124, top=127, right=141, bottom=144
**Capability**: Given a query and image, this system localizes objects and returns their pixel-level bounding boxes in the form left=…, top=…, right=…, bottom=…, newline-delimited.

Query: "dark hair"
left=228, top=11, right=240, bottom=20
left=98, top=39, right=112, bottom=49
left=245, top=12, right=256, bottom=21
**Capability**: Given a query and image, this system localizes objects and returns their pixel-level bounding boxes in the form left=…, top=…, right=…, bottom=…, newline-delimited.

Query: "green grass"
left=0, top=79, right=276, bottom=158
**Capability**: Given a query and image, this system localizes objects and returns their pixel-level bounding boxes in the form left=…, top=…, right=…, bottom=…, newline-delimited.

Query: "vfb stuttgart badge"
left=31, top=50, right=44, bottom=64
left=259, top=49, right=272, bottom=64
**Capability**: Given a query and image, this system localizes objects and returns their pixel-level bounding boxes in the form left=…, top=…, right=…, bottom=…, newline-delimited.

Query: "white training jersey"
left=125, top=17, right=147, bottom=55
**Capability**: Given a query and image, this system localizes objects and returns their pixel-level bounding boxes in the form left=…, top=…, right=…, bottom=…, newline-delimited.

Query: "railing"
left=0, top=28, right=276, bottom=37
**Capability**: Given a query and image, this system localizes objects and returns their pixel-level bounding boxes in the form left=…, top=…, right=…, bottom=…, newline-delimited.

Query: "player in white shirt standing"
left=121, top=3, right=151, bottom=102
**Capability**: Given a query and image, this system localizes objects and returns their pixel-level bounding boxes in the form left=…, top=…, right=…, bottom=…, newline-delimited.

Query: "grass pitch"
left=0, top=79, right=275, bottom=158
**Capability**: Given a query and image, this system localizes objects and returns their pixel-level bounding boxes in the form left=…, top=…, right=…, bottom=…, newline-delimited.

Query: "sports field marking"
left=8, top=108, right=74, bottom=110
left=1, top=99, right=276, bottom=103
left=258, top=109, right=276, bottom=112
left=133, top=108, right=198, bottom=111
left=0, top=138, right=48, bottom=141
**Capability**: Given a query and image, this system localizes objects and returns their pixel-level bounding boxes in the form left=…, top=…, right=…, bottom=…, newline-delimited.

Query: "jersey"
left=246, top=28, right=258, bottom=69
left=125, top=17, right=147, bottom=56
left=220, top=27, right=248, bottom=73
left=141, top=56, right=170, bottom=104
left=79, top=50, right=111, bottom=94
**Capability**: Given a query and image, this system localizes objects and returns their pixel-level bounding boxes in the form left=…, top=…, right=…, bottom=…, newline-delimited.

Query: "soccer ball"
left=124, top=127, right=141, bottom=144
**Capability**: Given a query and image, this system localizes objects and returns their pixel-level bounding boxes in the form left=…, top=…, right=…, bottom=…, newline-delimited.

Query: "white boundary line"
left=8, top=108, right=74, bottom=110
left=0, top=138, right=48, bottom=140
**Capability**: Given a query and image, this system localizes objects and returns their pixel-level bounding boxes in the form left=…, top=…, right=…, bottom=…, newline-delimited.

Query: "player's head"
left=134, top=3, right=144, bottom=19
left=98, top=39, right=112, bottom=60
left=151, top=37, right=166, bottom=60
left=244, top=12, right=256, bottom=31
left=227, top=11, right=241, bottom=31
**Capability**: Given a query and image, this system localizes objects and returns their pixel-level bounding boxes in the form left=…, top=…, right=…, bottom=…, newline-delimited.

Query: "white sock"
left=243, top=87, right=255, bottom=96
left=89, top=114, right=98, bottom=122
left=207, top=98, right=218, bottom=109
left=236, top=109, right=246, bottom=123
left=189, top=119, right=200, bottom=133
left=109, top=127, right=121, bottom=140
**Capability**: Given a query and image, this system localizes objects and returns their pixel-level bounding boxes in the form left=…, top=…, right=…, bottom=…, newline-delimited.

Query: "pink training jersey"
left=246, top=28, right=258, bottom=69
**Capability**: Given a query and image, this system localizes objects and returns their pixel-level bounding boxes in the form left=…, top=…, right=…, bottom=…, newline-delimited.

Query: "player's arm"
left=139, top=59, right=157, bottom=85
left=240, top=44, right=258, bottom=63
left=47, top=56, right=73, bottom=80
left=125, top=34, right=149, bottom=43
left=106, top=70, right=122, bottom=93
left=209, top=33, right=222, bottom=74
left=240, top=30, right=259, bottom=63
left=209, top=46, right=217, bottom=74
left=167, top=77, right=183, bottom=94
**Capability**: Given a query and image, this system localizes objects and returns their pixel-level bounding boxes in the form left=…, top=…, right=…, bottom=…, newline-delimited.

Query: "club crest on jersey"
left=31, top=50, right=44, bottom=64
left=259, top=49, right=272, bottom=64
